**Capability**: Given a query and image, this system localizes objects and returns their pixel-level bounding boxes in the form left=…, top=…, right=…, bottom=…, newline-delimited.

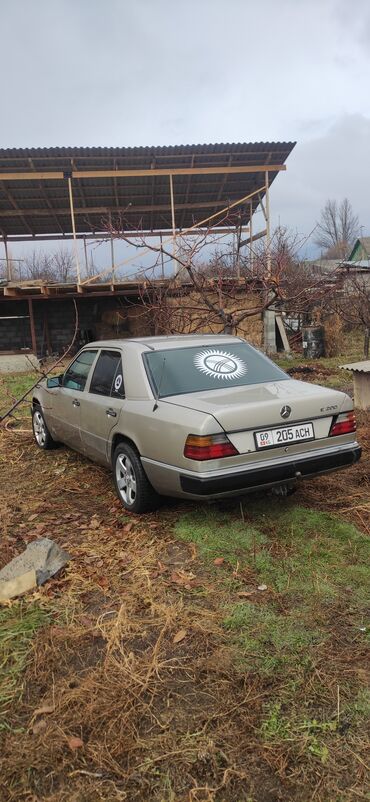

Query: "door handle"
left=106, top=408, right=117, bottom=418
left=72, top=399, right=80, bottom=407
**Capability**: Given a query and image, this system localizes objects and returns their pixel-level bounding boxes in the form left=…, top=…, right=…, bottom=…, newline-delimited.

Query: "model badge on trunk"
left=280, top=405, right=291, bottom=419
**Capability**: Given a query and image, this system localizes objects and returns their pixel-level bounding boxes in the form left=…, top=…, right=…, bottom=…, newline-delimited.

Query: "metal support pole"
left=169, top=174, right=177, bottom=275
left=159, top=232, right=165, bottom=279
left=83, top=236, right=89, bottom=275
left=110, top=234, right=115, bottom=284
left=28, top=298, right=37, bottom=354
left=4, top=238, right=11, bottom=281
left=249, top=200, right=254, bottom=273
left=235, top=222, right=241, bottom=280
left=67, top=177, right=81, bottom=284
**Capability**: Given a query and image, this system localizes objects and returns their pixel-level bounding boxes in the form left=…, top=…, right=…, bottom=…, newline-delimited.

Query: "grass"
left=175, top=504, right=370, bottom=610
left=223, top=602, right=322, bottom=675
left=0, top=602, right=50, bottom=730
left=0, top=370, right=39, bottom=417
left=175, top=502, right=369, bottom=762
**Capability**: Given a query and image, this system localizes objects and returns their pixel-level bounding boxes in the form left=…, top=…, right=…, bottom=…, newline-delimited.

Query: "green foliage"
left=174, top=506, right=266, bottom=567
left=223, top=603, right=322, bottom=676
left=175, top=504, right=369, bottom=610
left=0, top=371, right=38, bottom=417
left=0, top=603, right=50, bottom=730
left=260, top=702, right=337, bottom=764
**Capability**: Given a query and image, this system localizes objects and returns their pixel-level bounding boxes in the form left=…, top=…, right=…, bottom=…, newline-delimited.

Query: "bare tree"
left=331, top=271, right=370, bottom=358
left=104, top=220, right=338, bottom=343
left=51, top=248, right=75, bottom=283
left=315, top=198, right=360, bottom=259
left=21, top=248, right=76, bottom=283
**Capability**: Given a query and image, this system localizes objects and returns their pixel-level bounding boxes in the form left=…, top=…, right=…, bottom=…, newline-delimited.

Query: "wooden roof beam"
left=0, top=197, right=260, bottom=218
left=0, top=164, right=286, bottom=181
left=28, top=158, right=64, bottom=235
left=0, top=182, right=34, bottom=236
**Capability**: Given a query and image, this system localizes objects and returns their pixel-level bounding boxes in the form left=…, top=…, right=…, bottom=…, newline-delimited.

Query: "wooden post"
left=28, top=298, right=37, bottom=354
left=263, top=170, right=276, bottom=353
left=67, top=177, right=81, bottom=284
left=265, top=171, right=271, bottom=278
left=169, top=174, right=177, bottom=275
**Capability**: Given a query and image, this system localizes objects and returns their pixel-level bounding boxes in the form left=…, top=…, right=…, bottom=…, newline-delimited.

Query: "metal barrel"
left=302, top=325, right=325, bottom=358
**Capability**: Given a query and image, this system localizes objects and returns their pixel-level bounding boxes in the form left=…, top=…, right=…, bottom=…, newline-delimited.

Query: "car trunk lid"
left=164, top=379, right=348, bottom=433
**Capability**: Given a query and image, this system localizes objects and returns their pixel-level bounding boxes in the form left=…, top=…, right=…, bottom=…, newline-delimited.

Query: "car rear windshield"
left=143, top=342, right=289, bottom=397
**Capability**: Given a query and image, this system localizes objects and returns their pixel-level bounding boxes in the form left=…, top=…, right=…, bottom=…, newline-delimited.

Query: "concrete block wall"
left=0, top=300, right=32, bottom=351
left=0, top=296, right=156, bottom=357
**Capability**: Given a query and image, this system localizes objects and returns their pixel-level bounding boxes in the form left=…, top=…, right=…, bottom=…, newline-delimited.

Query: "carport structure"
left=0, top=141, right=295, bottom=355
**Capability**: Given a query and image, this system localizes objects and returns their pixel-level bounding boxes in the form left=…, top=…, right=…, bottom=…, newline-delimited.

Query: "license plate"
left=255, top=422, right=314, bottom=449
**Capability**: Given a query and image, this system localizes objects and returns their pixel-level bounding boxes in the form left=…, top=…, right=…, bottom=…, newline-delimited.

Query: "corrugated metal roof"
left=341, top=361, right=370, bottom=373
left=0, top=141, right=295, bottom=240
left=348, top=236, right=370, bottom=261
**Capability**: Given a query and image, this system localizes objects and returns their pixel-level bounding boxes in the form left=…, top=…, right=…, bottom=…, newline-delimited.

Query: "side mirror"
left=46, top=375, right=62, bottom=388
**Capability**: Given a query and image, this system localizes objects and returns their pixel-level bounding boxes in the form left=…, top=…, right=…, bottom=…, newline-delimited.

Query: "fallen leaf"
left=170, top=570, right=196, bottom=587
left=214, top=557, right=225, bottom=566
left=173, top=629, right=187, bottom=644
left=67, top=735, right=84, bottom=750
left=33, top=704, right=54, bottom=718
left=90, top=518, right=101, bottom=529
left=79, top=615, right=94, bottom=628
left=123, top=522, right=134, bottom=532
left=237, top=591, right=254, bottom=598
left=28, top=513, right=38, bottom=522
left=32, top=718, right=47, bottom=735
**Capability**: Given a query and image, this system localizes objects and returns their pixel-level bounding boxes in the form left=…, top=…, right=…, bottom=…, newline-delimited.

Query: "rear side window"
left=63, top=350, right=97, bottom=391
left=89, top=350, right=125, bottom=398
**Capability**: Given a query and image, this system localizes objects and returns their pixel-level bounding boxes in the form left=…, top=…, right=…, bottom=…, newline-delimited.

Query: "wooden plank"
left=276, top=315, right=291, bottom=353
left=0, top=164, right=286, bottom=182
left=0, top=197, right=271, bottom=218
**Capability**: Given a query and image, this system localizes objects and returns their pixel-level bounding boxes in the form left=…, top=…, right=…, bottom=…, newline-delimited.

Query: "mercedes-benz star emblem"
left=280, top=405, right=291, bottom=419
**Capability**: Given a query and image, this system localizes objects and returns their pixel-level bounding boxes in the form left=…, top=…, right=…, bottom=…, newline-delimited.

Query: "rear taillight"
left=329, top=411, right=356, bottom=437
left=184, top=433, right=239, bottom=460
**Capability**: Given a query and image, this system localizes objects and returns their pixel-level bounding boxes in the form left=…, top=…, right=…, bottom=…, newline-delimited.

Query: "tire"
left=32, top=406, right=58, bottom=450
left=113, top=442, right=160, bottom=514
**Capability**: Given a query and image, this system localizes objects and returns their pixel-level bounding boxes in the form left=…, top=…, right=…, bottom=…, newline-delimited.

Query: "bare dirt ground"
left=0, top=364, right=369, bottom=802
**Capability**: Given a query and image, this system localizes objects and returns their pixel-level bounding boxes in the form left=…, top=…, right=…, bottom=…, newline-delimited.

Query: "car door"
left=80, top=349, right=126, bottom=465
left=51, top=349, right=98, bottom=450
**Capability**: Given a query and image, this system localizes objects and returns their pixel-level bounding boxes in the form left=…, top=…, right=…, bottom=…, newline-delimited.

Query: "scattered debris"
left=67, top=735, right=84, bottom=750
left=173, top=629, right=187, bottom=644
left=257, top=583, right=268, bottom=592
left=0, top=538, right=70, bottom=601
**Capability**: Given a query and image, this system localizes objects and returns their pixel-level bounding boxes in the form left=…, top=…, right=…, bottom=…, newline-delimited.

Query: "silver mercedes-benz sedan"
left=31, top=335, right=361, bottom=513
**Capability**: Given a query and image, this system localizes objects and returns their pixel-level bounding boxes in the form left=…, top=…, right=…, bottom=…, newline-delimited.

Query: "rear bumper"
left=179, top=443, right=362, bottom=498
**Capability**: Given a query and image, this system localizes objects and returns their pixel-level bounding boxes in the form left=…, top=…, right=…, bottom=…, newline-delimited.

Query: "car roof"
left=85, top=334, right=245, bottom=351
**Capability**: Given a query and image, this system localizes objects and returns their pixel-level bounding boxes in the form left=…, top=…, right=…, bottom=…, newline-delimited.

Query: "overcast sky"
left=1, top=0, right=370, bottom=269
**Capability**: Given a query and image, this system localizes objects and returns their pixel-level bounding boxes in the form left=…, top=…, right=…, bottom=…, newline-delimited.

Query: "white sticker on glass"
left=193, top=349, right=247, bottom=380
left=114, top=374, right=123, bottom=391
